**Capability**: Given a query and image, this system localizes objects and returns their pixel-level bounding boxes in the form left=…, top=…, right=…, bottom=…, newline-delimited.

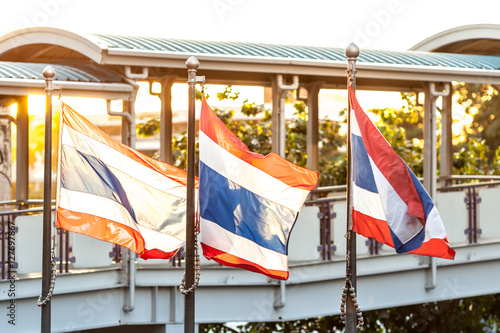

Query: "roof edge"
left=0, top=27, right=105, bottom=63
left=409, top=24, right=500, bottom=52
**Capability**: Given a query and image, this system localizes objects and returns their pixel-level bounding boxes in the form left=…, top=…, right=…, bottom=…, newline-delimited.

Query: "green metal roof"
left=0, top=61, right=124, bottom=83
left=92, top=33, right=500, bottom=70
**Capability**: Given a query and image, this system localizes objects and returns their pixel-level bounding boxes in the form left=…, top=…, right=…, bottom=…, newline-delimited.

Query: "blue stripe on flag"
left=390, top=225, right=425, bottom=253
left=352, top=134, right=378, bottom=193
left=199, top=162, right=294, bottom=255
left=60, top=145, right=137, bottom=221
left=407, top=165, right=435, bottom=219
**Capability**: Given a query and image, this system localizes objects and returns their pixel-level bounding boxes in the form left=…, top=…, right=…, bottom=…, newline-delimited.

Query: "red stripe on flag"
left=57, top=208, right=145, bottom=254
left=349, top=87, right=425, bottom=223
left=200, top=98, right=318, bottom=191
left=140, top=248, right=179, bottom=260
left=408, top=238, right=456, bottom=260
left=202, top=243, right=289, bottom=280
left=352, top=208, right=395, bottom=248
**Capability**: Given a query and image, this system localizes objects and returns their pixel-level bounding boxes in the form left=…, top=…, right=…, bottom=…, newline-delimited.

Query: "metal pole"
left=184, top=56, right=199, bottom=333
left=41, top=65, right=55, bottom=333
left=345, top=43, right=359, bottom=333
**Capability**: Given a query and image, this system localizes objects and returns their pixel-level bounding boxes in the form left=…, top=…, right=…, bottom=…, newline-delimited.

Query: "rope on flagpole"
left=340, top=276, right=364, bottom=330
left=179, top=212, right=201, bottom=295
left=37, top=235, right=58, bottom=307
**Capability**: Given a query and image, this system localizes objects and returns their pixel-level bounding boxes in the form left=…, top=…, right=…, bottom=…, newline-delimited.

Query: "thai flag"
left=57, top=102, right=191, bottom=259
left=349, top=87, right=455, bottom=259
left=199, top=98, right=319, bottom=280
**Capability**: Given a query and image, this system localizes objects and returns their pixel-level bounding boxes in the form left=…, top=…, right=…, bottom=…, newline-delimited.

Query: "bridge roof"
left=2, top=27, right=500, bottom=89
left=93, top=33, right=500, bottom=70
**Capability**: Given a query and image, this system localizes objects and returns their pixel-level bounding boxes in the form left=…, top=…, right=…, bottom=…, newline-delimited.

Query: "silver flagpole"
left=344, top=43, right=361, bottom=333
left=41, top=65, right=55, bottom=333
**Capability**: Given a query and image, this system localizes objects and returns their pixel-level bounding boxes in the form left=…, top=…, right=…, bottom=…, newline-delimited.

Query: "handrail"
left=0, top=207, right=51, bottom=216
left=309, top=176, right=500, bottom=198
left=0, top=199, right=56, bottom=205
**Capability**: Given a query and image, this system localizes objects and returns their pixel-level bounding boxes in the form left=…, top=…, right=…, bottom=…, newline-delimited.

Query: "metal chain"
left=37, top=235, right=58, bottom=307
left=179, top=214, right=201, bottom=295
left=340, top=277, right=364, bottom=331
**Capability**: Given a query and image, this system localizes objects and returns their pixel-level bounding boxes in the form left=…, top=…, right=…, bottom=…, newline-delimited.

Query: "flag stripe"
left=62, top=124, right=187, bottom=198
left=202, top=244, right=288, bottom=280
left=352, top=134, right=377, bottom=193
left=61, top=146, right=137, bottom=220
left=200, top=162, right=295, bottom=254
left=62, top=103, right=189, bottom=187
left=199, top=131, right=310, bottom=212
left=352, top=184, right=386, bottom=221
left=200, top=98, right=318, bottom=191
left=369, top=153, right=424, bottom=246
left=59, top=187, right=139, bottom=232
left=59, top=187, right=185, bottom=255
left=61, top=143, right=187, bottom=241
left=57, top=208, right=144, bottom=253
left=135, top=224, right=185, bottom=256
left=201, top=218, right=288, bottom=272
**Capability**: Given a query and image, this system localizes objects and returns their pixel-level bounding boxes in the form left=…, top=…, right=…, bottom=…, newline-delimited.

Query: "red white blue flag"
left=199, top=98, right=319, bottom=280
left=57, top=102, right=191, bottom=259
left=349, top=87, right=455, bottom=259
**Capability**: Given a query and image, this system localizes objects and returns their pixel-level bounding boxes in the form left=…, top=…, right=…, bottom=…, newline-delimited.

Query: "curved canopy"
left=410, top=24, right=500, bottom=56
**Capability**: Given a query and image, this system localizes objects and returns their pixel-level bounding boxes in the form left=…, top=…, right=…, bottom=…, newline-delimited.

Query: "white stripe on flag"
left=59, top=187, right=139, bottom=232
left=353, top=183, right=386, bottom=221
left=201, top=218, right=288, bottom=272
left=423, top=206, right=447, bottom=242
left=199, top=131, right=309, bottom=212
left=351, top=108, right=361, bottom=137
left=136, top=224, right=184, bottom=253
left=369, top=157, right=424, bottom=244
left=62, top=124, right=187, bottom=199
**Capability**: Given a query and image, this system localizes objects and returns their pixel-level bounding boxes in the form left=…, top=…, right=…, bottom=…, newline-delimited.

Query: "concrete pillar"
left=305, top=82, right=323, bottom=172
left=0, top=104, right=12, bottom=201
left=440, top=91, right=453, bottom=186
left=122, top=99, right=136, bottom=147
left=423, top=84, right=438, bottom=198
left=159, top=77, right=176, bottom=164
left=16, top=96, right=29, bottom=201
left=271, top=75, right=299, bottom=157
left=271, top=78, right=286, bottom=157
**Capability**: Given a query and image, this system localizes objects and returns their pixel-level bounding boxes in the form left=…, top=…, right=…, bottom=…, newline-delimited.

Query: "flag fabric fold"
left=57, top=102, right=192, bottom=259
left=349, top=87, right=455, bottom=260
left=199, top=98, right=319, bottom=280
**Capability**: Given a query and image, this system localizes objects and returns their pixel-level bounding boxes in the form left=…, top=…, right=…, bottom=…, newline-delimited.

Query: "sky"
left=2, top=0, right=500, bottom=52
left=2, top=0, right=499, bottom=118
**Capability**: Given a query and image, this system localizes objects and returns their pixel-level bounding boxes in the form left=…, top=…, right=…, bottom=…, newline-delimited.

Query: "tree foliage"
left=453, top=83, right=500, bottom=175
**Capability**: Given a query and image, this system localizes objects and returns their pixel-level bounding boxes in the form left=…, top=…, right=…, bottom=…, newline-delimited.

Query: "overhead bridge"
left=2, top=180, right=500, bottom=332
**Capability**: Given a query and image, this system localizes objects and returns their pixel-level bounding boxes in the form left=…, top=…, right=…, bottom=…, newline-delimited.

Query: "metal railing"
left=1, top=176, right=499, bottom=279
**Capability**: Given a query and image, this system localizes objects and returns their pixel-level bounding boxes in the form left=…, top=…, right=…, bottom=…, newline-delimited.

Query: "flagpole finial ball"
left=186, top=56, right=200, bottom=70
left=345, top=43, right=360, bottom=59
left=42, top=65, right=55, bottom=79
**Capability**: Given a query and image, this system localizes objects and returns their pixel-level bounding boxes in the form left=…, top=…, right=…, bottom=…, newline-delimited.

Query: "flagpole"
left=184, top=56, right=199, bottom=333
left=41, top=65, right=55, bottom=333
left=345, top=43, right=360, bottom=333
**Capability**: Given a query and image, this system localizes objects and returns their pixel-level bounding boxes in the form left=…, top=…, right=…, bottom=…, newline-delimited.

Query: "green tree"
left=454, top=83, right=500, bottom=157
